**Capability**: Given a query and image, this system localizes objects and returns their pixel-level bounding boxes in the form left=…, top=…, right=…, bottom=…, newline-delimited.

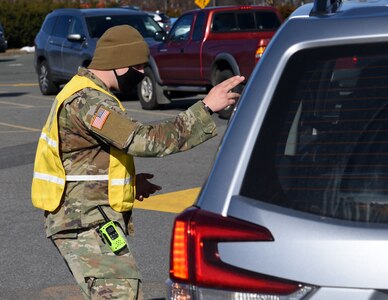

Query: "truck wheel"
left=138, top=67, right=159, bottom=110
left=38, top=60, right=59, bottom=95
left=214, top=69, right=242, bottom=119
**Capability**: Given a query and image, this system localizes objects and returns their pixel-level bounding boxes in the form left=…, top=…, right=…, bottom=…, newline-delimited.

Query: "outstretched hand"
left=202, top=75, right=245, bottom=113
left=135, top=173, right=162, bottom=201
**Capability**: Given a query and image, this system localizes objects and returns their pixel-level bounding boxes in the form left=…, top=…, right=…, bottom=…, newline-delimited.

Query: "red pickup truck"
left=137, top=5, right=283, bottom=118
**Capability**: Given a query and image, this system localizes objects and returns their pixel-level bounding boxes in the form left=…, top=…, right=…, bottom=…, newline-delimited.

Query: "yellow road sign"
left=195, top=0, right=210, bottom=9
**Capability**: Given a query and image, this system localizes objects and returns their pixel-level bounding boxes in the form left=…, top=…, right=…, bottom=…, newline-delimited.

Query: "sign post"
left=195, top=0, right=210, bottom=9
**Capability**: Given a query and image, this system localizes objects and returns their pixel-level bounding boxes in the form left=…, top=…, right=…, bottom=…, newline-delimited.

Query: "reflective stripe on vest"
left=40, top=132, right=57, bottom=147
left=66, top=175, right=109, bottom=181
left=65, top=175, right=131, bottom=186
left=31, top=75, right=136, bottom=212
left=34, top=172, right=65, bottom=185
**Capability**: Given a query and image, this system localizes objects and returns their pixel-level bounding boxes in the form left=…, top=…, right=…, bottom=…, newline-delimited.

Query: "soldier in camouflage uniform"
left=32, top=25, right=244, bottom=299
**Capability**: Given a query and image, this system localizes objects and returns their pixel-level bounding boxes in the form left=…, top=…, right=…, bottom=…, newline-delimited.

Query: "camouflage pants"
left=52, top=227, right=143, bottom=300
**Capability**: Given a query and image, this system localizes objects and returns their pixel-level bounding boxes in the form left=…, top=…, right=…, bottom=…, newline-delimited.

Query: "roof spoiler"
left=310, top=0, right=342, bottom=15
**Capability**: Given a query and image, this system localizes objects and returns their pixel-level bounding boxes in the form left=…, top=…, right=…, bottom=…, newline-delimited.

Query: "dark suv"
left=168, top=0, right=388, bottom=298
left=34, top=8, right=164, bottom=95
left=0, top=23, right=7, bottom=53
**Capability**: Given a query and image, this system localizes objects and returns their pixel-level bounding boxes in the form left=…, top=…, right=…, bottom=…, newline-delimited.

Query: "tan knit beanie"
left=88, top=25, right=149, bottom=70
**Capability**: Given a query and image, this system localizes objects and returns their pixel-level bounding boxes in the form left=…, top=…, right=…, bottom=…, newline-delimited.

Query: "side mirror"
left=67, top=34, right=85, bottom=42
left=154, top=30, right=167, bottom=42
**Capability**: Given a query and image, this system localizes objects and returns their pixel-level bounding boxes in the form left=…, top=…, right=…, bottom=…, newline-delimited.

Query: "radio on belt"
left=96, top=205, right=127, bottom=254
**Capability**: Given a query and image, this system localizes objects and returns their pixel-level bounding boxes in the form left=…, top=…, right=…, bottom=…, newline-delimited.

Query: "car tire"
left=38, top=60, right=59, bottom=95
left=138, top=67, right=160, bottom=110
left=214, top=69, right=243, bottom=120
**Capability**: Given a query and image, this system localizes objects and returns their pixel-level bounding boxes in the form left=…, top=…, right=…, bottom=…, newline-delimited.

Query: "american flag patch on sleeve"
left=91, top=107, right=110, bottom=130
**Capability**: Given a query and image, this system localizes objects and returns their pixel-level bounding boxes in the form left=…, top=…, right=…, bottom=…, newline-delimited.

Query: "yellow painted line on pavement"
left=0, top=121, right=40, bottom=132
left=134, top=187, right=201, bottom=213
left=0, top=83, right=38, bottom=87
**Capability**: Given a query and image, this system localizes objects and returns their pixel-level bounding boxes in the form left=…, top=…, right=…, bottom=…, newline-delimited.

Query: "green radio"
left=97, top=206, right=127, bottom=254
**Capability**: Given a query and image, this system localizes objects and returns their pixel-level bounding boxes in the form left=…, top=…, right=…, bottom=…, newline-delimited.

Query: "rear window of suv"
left=86, top=14, right=161, bottom=38
left=241, top=42, right=388, bottom=224
left=211, top=10, right=281, bottom=32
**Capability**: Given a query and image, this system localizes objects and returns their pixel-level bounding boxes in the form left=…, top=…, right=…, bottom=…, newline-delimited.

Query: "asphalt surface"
left=0, top=50, right=229, bottom=299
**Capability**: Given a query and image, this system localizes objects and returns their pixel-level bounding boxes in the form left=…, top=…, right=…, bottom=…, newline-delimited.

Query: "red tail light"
left=169, top=207, right=301, bottom=294
left=255, top=39, right=270, bottom=63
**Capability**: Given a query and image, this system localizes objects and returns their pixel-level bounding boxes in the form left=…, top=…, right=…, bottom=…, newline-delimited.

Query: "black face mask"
left=114, top=68, right=145, bottom=95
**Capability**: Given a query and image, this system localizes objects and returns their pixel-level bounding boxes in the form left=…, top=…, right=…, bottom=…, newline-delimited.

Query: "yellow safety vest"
left=31, top=75, right=135, bottom=212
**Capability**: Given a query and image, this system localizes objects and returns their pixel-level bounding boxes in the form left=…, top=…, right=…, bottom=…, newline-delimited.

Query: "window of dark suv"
left=52, top=15, right=72, bottom=38
left=49, top=15, right=84, bottom=39
left=241, top=42, right=388, bottom=224
left=70, top=18, right=84, bottom=36
left=86, top=15, right=160, bottom=39
left=41, top=16, right=57, bottom=34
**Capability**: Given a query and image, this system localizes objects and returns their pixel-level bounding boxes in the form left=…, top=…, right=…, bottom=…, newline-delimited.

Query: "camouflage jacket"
left=45, top=68, right=217, bottom=238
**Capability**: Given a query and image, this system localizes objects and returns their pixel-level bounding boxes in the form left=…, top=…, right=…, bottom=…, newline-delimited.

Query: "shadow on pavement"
left=0, top=92, right=28, bottom=98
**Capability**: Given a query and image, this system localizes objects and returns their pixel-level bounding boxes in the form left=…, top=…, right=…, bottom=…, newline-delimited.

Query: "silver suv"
left=168, top=0, right=388, bottom=298
left=34, top=8, right=164, bottom=95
